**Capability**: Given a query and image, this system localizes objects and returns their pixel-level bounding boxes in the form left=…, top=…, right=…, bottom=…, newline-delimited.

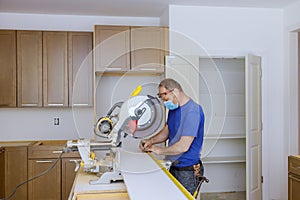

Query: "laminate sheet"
left=119, top=148, right=189, bottom=200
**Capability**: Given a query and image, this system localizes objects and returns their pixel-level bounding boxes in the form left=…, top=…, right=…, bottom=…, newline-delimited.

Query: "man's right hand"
left=139, top=139, right=152, bottom=152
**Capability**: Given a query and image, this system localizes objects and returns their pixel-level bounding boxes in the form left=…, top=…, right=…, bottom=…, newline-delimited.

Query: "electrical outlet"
left=54, top=118, right=60, bottom=125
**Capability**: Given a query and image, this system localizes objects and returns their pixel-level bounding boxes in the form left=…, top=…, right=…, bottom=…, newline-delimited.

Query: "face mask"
left=164, top=100, right=179, bottom=110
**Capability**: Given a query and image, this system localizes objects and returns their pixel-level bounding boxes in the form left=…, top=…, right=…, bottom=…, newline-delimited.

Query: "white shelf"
left=204, top=134, right=246, bottom=139
left=202, top=156, right=246, bottom=164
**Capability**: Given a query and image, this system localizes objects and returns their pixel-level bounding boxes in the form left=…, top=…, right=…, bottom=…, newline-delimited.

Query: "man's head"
left=158, top=78, right=183, bottom=93
left=158, top=78, right=183, bottom=109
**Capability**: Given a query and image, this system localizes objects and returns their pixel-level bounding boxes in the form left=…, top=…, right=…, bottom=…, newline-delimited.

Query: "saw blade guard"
left=94, top=95, right=164, bottom=145
left=114, top=95, right=164, bottom=139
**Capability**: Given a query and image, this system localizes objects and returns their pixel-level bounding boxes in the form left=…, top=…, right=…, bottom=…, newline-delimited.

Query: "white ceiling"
left=0, top=0, right=299, bottom=17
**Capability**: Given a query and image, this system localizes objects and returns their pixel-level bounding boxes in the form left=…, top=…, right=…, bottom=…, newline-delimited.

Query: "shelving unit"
left=166, top=55, right=262, bottom=198
left=199, top=57, right=247, bottom=192
left=202, top=156, right=246, bottom=164
left=204, top=134, right=246, bottom=139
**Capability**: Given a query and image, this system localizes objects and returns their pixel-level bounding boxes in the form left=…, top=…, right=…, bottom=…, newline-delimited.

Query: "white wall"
left=160, top=8, right=169, bottom=26
left=0, top=107, right=94, bottom=140
left=169, top=5, right=284, bottom=200
left=283, top=1, right=300, bottom=199
left=284, top=0, right=300, bottom=157
left=0, top=12, right=160, bottom=141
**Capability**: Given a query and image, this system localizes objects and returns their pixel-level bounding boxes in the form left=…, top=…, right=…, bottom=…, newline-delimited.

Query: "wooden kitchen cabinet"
left=18, top=30, right=92, bottom=107
left=0, top=145, right=28, bottom=200
left=28, top=141, right=80, bottom=200
left=43, top=31, right=68, bottom=107
left=94, top=26, right=130, bottom=72
left=28, top=158, right=61, bottom=200
left=94, top=25, right=168, bottom=74
left=0, top=30, right=17, bottom=107
left=28, top=142, right=63, bottom=200
left=61, top=157, right=81, bottom=200
left=68, top=32, right=93, bottom=107
left=288, top=156, right=300, bottom=200
left=130, top=26, right=168, bottom=73
left=17, top=30, right=43, bottom=107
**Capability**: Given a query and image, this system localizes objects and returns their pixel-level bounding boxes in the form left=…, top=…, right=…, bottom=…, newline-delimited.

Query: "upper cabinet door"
left=94, top=26, right=130, bottom=72
left=130, top=27, right=168, bottom=73
left=43, top=32, right=68, bottom=107
left=17, top=31, right=43, bottom=107
left=0, top=30, right=16, bottom=107
left=68, top=32, right=93, bottom=107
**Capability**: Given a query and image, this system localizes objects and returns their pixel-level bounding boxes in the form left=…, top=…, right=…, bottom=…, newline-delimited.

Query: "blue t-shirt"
left=166, top=99, right=205, bottom=167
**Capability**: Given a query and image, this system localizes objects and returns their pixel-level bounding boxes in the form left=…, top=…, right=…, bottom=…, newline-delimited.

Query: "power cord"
left=0, top=149, right=65, bottom=200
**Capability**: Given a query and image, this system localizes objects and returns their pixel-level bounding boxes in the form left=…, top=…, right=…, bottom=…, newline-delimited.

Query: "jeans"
left=169, top=164, right=204, bottom=195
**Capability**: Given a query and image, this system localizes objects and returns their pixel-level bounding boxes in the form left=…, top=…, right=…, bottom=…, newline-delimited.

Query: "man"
left=139, top=78, right=205, bottom=195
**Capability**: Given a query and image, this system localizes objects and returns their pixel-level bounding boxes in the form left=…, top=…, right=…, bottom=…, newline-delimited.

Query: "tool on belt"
left=193, top=163, right=209, bottom=199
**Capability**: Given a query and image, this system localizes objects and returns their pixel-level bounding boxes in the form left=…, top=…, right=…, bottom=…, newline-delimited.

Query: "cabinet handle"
left=36, top=160, right=54, bottom=163
left=52, top=151, right=63, bottom=154
left=47, top=103, right=64, bottom=106
left=72, top=103, right=89, bottom=106
left=139, top=68, right=157, bottom=71
left=108, top=68, right=122, bottom=71
left=69, top=159, right=81, bottom=172
left=69, top=159, right=81, bottom=163
left=22, top=103, right=38, bottom=106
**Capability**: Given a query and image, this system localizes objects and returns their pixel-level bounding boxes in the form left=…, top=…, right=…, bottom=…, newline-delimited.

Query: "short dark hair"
left=159, top=78, right=183, bottom=92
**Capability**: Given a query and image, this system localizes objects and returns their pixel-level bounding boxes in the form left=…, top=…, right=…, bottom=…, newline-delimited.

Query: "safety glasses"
left=157, top=89, right=173, bottom=99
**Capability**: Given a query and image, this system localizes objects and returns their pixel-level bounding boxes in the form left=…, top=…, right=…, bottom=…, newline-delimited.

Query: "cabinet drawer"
left=289, top=156, right=300, bottom=176
left=288, top=173, right=300, bottom=200
left=28, top=145, right=64, bottom=159
left=61, top=151, right=80, bottom=158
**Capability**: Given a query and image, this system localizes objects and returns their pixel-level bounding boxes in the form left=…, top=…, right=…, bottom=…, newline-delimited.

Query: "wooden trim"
left=298, top=32, right=300, bottom=154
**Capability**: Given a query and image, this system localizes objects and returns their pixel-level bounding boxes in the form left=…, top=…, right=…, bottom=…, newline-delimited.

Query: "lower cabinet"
left=0, top=146, right=28, bottom=200
left=0, top=141, right=80, bottom=200
left=28, top=142, right=80, bottom=200
left=288, top=156, right=300, bottom=200
left=61, top=157, right=81, bottom=200
left=28, top=159, right=61, bottom=200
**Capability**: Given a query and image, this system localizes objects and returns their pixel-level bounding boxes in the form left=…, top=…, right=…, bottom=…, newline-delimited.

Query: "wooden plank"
left=76, top=192, right=129, bottom=200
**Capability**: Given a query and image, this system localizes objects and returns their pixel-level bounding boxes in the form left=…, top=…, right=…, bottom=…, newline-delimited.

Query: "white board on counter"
left=119, top=148, right=192, bottom=200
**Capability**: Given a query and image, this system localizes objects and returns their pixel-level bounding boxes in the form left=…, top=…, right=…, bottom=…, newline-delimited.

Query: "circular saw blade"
left=117, top=95, right=164, bottom=139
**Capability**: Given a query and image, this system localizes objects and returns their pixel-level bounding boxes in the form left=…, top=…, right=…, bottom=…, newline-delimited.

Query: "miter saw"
left=67, top=86, right=164, bottom=184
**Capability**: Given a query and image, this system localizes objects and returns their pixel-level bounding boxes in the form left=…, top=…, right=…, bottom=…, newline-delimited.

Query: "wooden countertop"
left=0, top=140, right=68, bottom=148
left=291, top=155, right=300, bottom=159
left=68, top=167, right=127, bottom=200
left=0, top=141, right=37, bottom=147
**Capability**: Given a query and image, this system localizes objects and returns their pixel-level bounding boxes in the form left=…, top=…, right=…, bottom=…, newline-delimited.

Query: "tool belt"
left=170, top=160, right=209, bottom=198
left=170, top=160, right=202, bottom=171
